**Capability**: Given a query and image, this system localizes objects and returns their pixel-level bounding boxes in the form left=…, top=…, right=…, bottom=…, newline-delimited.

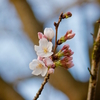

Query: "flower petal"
left=43, top=57, right=53, bottom=66
left=34, top=45, right=42, bottom=51
left=47, top=42, right=53, bottom=52
left=32, top=68, right=42, bottom=76
left=29, top=59, right=38, bottom=70
left=44, top=52, right=53, bottom=57
left=39, top=38, right=48, bottom=48
left=41, top=67, right=48, bottom=76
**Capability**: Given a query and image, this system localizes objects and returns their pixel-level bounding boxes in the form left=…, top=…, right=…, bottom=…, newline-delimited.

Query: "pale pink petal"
left=41, top=67, right=48, bottom=76
left=39, top=38, right=48, bottom=47
left=37, top=56, right=44, bottom=61
left=38, top=32, right=43, bottom=39
left=43, top=57, right=53, bottom=67
left=32, top=68, right=42, bottom=75
left=47, top=42, right=53, bottom=52
left=43, top=52, right=53, bottom=57
left=29, top=60, right=38, bottom=70
left=34, top=45, right=42, bottom=51
left=38, top=32, right=47, bottom=39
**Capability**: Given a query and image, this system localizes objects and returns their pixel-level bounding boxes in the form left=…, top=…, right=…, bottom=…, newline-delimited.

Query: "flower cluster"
left=29, top=27, right=75, bottom=77
left=54, top=44, right=74, bottom=69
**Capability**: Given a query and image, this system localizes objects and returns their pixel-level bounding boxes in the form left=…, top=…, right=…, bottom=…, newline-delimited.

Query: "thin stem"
left=53, top=12, right=63, bottom=54
left=87, top=24, right=100, bottom=100
left=33, top=74, right=50, bottom=100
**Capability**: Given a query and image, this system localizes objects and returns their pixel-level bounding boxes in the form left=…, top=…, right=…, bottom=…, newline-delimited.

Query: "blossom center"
left=37, top=63, right=43, bottom=68
left=43, top=48, right=48, bottom=53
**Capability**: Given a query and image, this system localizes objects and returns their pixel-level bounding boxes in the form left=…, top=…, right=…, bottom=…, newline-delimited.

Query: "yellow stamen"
left=43, top=48, right=48, bottom=53
left=37, top=63, right=43, bottom=68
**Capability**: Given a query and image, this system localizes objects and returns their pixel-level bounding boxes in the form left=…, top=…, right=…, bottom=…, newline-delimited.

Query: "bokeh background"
left=0, top=0, right=100, bottom=100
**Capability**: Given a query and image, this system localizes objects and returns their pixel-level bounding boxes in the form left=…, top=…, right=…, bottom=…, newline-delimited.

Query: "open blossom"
left=29, top=59, right=48, bottom=77
left=35, top=38, right=53, bottom=57
left=44, top=28, right=55, bottom=40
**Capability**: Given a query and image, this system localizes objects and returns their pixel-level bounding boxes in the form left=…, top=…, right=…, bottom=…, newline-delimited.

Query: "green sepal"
left=54, top=60, right=62, bottom=67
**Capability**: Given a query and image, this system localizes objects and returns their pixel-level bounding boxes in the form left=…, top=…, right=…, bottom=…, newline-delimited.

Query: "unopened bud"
left=44, top=28, right=55, bottom=40
left=61, top=44, right=69, bottom=51
left=62, top=12, right=72, bottom=19
left=38, top=32, right=47, bottom=39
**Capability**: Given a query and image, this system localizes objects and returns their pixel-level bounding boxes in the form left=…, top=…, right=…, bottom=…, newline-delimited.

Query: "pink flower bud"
left=66, top=12, right=72, bottom=17
left=63, top=49, right=74, bottom=56
left=64, top=30, right=75, bottom=40
left=62, top=56, right=73, bottom=62
left=61, top=59, right=74, bottom=69
left=57, top=30, right=75, bottom=45
left=62, top=12, right=72, bottom=19
left=38, top=32, right=47, bottom=39
left=44, top=28, right=55, bottom=40
left=61, top=44, right=69, bottom=51
left=48, top=68, right=54, bottom=74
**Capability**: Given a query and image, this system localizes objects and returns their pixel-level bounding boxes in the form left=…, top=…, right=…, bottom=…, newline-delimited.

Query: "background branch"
left=0, top=78, right=24, bottom=100
left=10, top=0, right=43, bottom=45
left=87, top=23, right=100, bottom=100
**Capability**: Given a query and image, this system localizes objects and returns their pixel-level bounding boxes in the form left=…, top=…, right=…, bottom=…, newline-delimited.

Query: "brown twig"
left=33, top=13, right=63, bottom=100
left=53, top=12, right=63, bottom=54
left=88, top=67, right=93, bottom=77
left=87, top=24, right=100, bottom=100
left=90, top=33, right=95, bottom=40
left=33, top=74, right=50, bottom=100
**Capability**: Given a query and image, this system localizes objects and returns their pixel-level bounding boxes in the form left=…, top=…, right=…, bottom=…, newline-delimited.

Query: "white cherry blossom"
left=29, top=59, right=48, bottom=77
left=35, top=38, right=53, bottom=57
left=44, top=28, right=55, bottom=40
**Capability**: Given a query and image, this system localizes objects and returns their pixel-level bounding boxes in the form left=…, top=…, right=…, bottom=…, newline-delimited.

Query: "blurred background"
left=0, top=0, right=100, bottom=100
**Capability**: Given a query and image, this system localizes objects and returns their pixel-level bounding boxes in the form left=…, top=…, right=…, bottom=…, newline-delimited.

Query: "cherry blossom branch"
left=53, top=13, right=63, bottom=54
left=33, top=74, right=50, bottom=100
left=87, top=21, right=100, bottom=100
left=33, top=12, right=72, bottom=100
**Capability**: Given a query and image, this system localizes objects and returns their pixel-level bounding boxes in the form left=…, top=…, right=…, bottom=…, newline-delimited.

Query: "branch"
left=0, top=78, right=24, bottom=100
left=87, top=23, right=100, bottom=100
left=53, top=13, right=63, bottom=54
left=33, top=74, right=50, bottom=100
left=10, top=0, right=43, bottom=45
